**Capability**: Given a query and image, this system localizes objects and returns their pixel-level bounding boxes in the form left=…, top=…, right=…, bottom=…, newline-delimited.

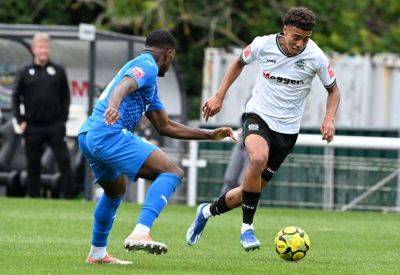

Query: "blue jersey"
left=79, top=52, right=164, bottom=134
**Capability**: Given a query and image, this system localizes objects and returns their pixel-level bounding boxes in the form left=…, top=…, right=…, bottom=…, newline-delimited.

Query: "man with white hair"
left=12, top=32, right=73, bottom=198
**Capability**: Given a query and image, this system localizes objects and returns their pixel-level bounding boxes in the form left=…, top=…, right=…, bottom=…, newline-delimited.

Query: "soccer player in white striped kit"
left=186, top=7, right=341, bottom=251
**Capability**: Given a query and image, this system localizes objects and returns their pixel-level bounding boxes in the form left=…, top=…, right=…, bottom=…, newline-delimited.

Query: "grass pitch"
left=0, top=198, right=399, bottom=274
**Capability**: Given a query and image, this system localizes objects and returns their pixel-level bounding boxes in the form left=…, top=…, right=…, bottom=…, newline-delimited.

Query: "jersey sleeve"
left=124, top=61, right=157, bottom=89
left=240, top=36, right=264, bottom=65
left=317, top=54, right=336, bottom=89
left=147, top=87, right=165, bottom=112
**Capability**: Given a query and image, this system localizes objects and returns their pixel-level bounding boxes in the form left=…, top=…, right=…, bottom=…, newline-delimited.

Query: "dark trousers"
left=219, top=137, right=249, bottom=195
left=24, top=123, right=73, bottom=198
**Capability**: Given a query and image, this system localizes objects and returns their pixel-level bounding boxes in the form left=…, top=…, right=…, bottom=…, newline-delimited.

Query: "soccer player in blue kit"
left=79, top=30, right=235, bottom=264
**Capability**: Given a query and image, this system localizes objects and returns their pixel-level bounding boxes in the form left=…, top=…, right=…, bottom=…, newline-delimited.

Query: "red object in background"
left=71, top=80, right=89, bottom=96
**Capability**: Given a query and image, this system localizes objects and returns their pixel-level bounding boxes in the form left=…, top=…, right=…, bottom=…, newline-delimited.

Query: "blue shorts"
left=78, top=129, right=158, bottom=183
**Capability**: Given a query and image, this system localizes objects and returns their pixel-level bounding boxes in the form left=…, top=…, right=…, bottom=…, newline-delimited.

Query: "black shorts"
left=242, top=113, right=298, bottom=181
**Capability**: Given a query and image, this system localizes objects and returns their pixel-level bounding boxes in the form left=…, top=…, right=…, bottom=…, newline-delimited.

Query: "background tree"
left=1, top=0, right=399, bottom=119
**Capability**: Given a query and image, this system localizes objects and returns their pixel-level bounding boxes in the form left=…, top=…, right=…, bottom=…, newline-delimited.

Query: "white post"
left=182, top=140, right=207, bottom=207
left=187, top=140, right=198, bottom=207
left=137, top=178, right=146, bottom=204
left=323, top=147, right=334, bottom=209
left=396, top=150, right=400, bottom=212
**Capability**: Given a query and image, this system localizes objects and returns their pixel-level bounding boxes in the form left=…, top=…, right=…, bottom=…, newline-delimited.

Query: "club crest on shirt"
left=295, top=59, right=306, bottom=70
left=327, top=64, right=335, bottom=78
left=132, top=67, right=145, bottom=79
left=243, top=45, right=251, bottom=59
left=46, top=66, right=56, bottom=75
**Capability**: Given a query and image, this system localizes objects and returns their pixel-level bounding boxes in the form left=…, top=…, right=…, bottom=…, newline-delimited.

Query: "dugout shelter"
left=0, top=24, right=187, bottom=199
left=0, top=23, right=187, bottom=136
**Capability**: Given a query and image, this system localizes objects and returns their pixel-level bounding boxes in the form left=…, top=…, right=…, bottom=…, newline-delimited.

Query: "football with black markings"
left=274, top=226, right=310, bottom=261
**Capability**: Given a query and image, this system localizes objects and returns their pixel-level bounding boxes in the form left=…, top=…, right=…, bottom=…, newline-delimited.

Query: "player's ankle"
left=89, top=245, right=107, bottom=260
left=241, top=223, right=254, bottom=234
left=241, top=190, right=260, bottom=224
left=202, top=204, right=212, bottom=219
left=131, top=223, right=151, bottom=236
left=210, top=193, right=230, bottom=216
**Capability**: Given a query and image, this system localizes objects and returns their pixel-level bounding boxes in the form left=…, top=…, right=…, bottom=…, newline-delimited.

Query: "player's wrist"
left=323, top=115, right=335, bottom=122
left=206, top=129, right=215, bottom=140
left=215, top=92, right=225, bottom=101
left=107, top=103, right=119, bottom=110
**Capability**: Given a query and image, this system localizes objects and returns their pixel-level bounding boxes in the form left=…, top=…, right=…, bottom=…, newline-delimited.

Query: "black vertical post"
left=88, top=40, right=96, bottom=115
left=124, top=39, right=135, bottom=202
left=84, top=40, right=96, bottom=201
left=127, top=39, right=134, bottom=60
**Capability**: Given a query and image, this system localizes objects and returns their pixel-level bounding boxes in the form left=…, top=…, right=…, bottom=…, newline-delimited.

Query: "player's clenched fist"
left=202, top=95, right=223, bottom=122
left=104, top=107, right=120, bottom=125
left=210, top=127, right=237, bottom=141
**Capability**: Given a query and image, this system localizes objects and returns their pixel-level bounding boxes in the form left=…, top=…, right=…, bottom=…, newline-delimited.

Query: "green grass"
left=0, top=198, right=399, bottom=274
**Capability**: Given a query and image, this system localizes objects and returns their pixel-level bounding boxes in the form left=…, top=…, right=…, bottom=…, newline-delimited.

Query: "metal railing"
left=180, top=134, right=400, bottom=211
left=94, top=134, right=400, bottom=212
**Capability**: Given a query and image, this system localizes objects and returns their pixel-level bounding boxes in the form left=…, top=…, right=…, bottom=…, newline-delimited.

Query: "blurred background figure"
left=12, top=32, right=73, bottom=199
left=219, top=127, right=248, bottom=195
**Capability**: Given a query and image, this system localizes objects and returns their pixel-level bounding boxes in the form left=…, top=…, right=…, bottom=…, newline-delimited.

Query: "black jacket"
left=12, top=61, right=70, bottom=126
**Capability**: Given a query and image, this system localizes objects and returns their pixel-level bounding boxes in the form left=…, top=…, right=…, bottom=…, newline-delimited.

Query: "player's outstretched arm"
left=146, top=109, right=236, bottom=141
left=104, top=77, right=138, bottom=125
left=321, top=83, right=340, bottom=143
left=202, top=57, right=245, bottom=121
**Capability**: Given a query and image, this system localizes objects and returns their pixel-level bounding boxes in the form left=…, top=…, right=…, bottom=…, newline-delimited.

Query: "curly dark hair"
left=145, top=30, right=176, bottom=49
left=283, top=7, right=316, bottom=31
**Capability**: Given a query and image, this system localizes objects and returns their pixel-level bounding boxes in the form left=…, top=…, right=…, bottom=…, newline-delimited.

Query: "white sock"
left=241, top=223, right=254, bottom=234
left=89, top=245, right=106, bottom=260
left=132, top=223, right=150, bottom=236
left=202, top=204, right=212, bottom=219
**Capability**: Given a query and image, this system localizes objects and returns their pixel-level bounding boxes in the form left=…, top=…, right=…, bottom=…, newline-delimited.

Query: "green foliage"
left=1, top=0, right=399, bottom=118
left=0, top=0, right=72, bottom=24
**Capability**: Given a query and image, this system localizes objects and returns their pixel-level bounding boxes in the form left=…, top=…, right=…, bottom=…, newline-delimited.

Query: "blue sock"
left=137, top=173, right=182, bottom=228
left=91, top=193, right=122, bottom=247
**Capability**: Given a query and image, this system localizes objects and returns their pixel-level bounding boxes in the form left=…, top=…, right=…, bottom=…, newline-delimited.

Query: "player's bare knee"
left=117, top=184, right=127, bottom=197
left=175, top=166, right=184, bottom=179
left=116, top=177, right=127, bottom=196
left=248, top=153, right=268, bottom=173
left=101, top=177, right=126, bottom=199
left=163, top=164, right=184, bottom=179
